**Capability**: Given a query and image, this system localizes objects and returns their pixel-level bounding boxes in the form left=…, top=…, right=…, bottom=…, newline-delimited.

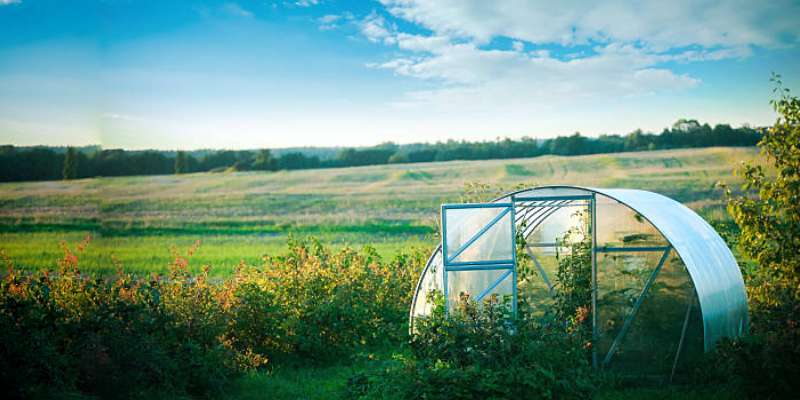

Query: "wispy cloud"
left=221, top=2, right=253, bottom=18
left=102, top=113, right=143, bottom=122
left=380, top=0, right=800, bottom=49
left=317, top=13, right=353, bottom=31
left=295, top=0, right=319, bottom=7
left=319, top=14, right=340, bottom=24
left=357, top=1, right=799, bottom=113
left=360, top=11, right=396, bottom=45
left=0, top=0, right=21, bottom=5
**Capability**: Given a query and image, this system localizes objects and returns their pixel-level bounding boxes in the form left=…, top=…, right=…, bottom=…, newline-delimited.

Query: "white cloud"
left=318, top=14, right=340, bottom=24
left=374, top=42, right=698, bottom=112
left=359, top=1, right=799, bottom=114
left=221, top=3, right=253, bottom=18
left=318, top=13, right=355, bottom=31
left=360, top=11, right=397, bottom=45
left=0, top=0, right=21, bottom=5
left=395, top=33, right=450, bottom=53
left=379, top=0, right=800, bottom=49
left=295, top=0, right=319, bottom=7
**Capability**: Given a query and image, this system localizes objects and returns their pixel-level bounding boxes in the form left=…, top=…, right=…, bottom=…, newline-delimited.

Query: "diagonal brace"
left=447, top=206, right=510, bottom=263
left=474, top=269, right=514, bottom=302
left=602, top=246, right=672, bottom=366
left=525, top=246, right=555, bottom=296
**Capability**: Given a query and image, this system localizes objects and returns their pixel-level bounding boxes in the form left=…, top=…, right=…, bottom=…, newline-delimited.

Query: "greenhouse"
left=410, top=185, right=748, bottom=376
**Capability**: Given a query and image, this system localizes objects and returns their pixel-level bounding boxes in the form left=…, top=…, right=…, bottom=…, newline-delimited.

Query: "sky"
left=0, top=0, right=799, bottom=150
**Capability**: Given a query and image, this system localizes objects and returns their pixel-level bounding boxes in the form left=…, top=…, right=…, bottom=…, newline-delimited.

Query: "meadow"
left=0, top=146, right=778, bottom=399
left=0, top=146, right=760, bottom=277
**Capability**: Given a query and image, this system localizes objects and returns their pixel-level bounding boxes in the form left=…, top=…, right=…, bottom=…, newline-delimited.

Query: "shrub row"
left=0, top=236, right=423, bottom=398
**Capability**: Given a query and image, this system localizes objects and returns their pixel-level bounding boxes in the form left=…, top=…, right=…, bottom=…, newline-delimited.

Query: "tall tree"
left=62, top=147, right=78, bottom=180
left=174, top=151, right=187, bottom=174
left=725, top=76, right=799, bottom=396
left=251, top=149, right=276, bottom=171
left=729, top=77, right=800, bottom=302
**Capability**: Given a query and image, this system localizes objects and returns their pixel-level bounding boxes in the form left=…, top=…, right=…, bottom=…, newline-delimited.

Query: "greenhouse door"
left=441, top=203, right=517, bottom=314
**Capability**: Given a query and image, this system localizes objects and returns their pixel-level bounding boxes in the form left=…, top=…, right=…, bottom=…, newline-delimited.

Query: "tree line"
left=0, top=119, right=762, bottom=182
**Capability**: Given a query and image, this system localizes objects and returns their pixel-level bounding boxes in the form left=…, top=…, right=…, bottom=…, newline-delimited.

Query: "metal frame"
left=670, top=296, right=694, bottom=383
left=511, top=193, right=598, bottom=366
left=513, top=195, right=593, bottom=202
left=411, top=185, right=748, bottom=375
left=441, top=202, right=517, bottom=313
left=524, top=245, right=554, bottom=295
left=512, top=195, right=677, bottom=369
left=602, top=246, right=672, bottom=366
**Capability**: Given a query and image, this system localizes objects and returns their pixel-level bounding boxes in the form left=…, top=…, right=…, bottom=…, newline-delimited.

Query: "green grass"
left=0, top=231, right=433, bottom=277
left=596, top=387, right=741, bottom=400
left=0, top=147, right=762, bottom=276
left=233, top=365, right=354, bottom=400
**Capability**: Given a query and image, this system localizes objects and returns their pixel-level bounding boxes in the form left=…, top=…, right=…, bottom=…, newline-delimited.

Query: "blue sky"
left=0, top=0, right=799, bottom=150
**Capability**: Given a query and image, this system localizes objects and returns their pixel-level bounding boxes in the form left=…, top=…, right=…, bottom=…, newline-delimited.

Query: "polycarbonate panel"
left=604, top=252, right=703, bottom=376
left=446, top=269, right=514, bottom=307
left=410, top=185, right=747, bottom=353
left=444, top=205, right=514, bottom=264
left=517, top=246, right=557, bottom=318
left=592, top=187, right=747, bottom=350
left=595, top=194, right=667, bottom=248
left=596, top=251, right=663, bottom=361
left=514, top=187, right=592, bottom=198
left=410, top=249, right=443, bottom=320
left=523, top=206, right=587, bottom=254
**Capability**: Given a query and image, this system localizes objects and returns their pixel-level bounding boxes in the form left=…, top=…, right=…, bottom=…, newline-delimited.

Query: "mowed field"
left=0, top=147, right=762, bottom=277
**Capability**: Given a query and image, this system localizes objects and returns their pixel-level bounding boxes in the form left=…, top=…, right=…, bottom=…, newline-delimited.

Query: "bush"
left=348, top=293, right=598, bottom=400
left=347, top=209, right=599, bottom=400
left=0, top=238, right=238, bottom=399
left=228, top=236, right=422, bottom=363
left=710, top=76, right=800, bottom=398
left=0, top=235, right=426, bottom=398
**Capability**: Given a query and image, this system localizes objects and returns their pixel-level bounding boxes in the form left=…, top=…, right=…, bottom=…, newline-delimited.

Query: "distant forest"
left=1, top=119, right=762, bottom=182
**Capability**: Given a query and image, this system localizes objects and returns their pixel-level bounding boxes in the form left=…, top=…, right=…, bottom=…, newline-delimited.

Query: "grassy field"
left=0, top=146, right=763, bottom=399
left=0, top=146, right=761, bottom=277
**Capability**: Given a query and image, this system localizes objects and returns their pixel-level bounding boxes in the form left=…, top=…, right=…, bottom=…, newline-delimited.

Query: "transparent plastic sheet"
left=595, top=194, right=667, bottom=248
left=446, top=269, right=514, bottom=307
left=410, top=185, right=747, bottom=359
left=602, top=252, right=703, bottom=377
left=410, top=250, right=443, bottom=319
left=444, top=206, right=514, bottom=264
left=594, top=188, right=747, bottom=349
left=524, top=206, right=586, bottom=253
left=595, top=251, right=662, bottom=361
left=517, top=245, right=557, bottom=318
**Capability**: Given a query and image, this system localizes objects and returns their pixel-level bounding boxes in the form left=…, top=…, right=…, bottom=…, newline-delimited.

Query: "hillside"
left=0, top=147, right=763, bottom=275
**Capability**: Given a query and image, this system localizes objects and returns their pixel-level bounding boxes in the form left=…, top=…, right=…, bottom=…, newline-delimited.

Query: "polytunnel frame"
left=409, top=185, right=749, bottom=369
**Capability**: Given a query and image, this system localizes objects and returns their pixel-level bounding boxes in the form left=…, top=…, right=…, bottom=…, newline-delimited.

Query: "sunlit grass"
left=0, top=147, right=764, bottom=277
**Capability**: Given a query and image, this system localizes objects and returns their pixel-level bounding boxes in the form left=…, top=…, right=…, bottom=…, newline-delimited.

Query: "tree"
left=174, top=151, right=187, bottom=174
left=729, top=76, right=800, bottom=300
left=251, top=149, right=277, bottom=171
left=672, top=118, right=700, bottom=132
left=388, top=152, right=408, bottom=164
left=724, top=75, right=799, bottom=396
left=62, top=147, right=78, bottom=180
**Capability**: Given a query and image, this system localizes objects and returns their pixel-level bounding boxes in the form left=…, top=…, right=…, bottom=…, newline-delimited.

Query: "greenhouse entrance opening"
left=412, top=185, right=748, bottom=378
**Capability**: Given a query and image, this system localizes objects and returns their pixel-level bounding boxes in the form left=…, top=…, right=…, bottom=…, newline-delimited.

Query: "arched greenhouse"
left=410, top=185, right=748, bottom=377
